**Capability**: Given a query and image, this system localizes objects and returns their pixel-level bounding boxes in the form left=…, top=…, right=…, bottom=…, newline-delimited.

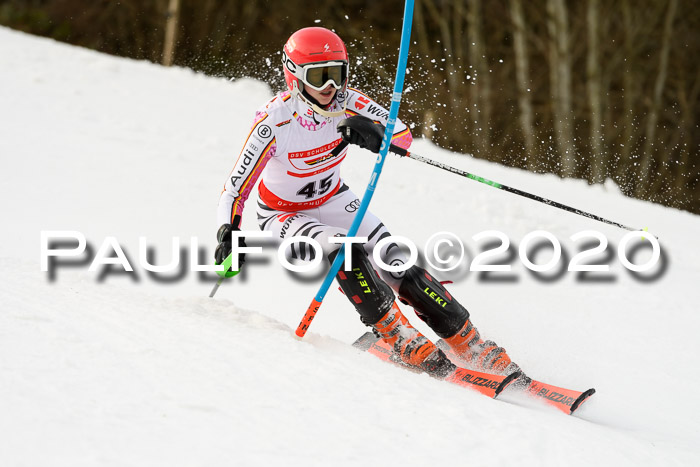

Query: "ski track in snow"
left=1, top=27, right=699, bottom=466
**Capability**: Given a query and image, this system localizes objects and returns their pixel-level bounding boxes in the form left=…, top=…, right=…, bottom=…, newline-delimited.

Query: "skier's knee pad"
left=329, top=244, right=395, bottom=325
left=398, top=266, right=470, bottom=338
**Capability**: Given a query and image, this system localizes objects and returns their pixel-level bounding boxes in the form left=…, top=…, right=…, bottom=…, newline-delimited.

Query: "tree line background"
left=2, top=0, right=698, bottom=214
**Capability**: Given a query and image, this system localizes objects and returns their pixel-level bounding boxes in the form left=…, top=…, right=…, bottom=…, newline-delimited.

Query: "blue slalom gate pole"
left=296, top=0, right=415, bottom=337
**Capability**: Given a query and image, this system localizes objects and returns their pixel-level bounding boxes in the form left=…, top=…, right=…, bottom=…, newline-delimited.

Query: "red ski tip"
left=570, top=388, right=596, bottom=414
left=527, top=381, right=596, bottom=414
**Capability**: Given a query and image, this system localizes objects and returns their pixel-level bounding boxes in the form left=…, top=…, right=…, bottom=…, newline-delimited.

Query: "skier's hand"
left=215, top=217, right=246, bottom=276
left=338, top=115, right=385, bottom=153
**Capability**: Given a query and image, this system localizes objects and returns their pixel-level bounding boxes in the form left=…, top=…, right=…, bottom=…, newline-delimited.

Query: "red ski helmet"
left=282, top=27, right=349, bottom=95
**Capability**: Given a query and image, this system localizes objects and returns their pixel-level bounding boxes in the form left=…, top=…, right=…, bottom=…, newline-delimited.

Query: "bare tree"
left=162, top=0, right=180, bottom=66
left=617, top=0, right=637, bottom=184
left=414, top=0, right=440, bottom=139
left=673, top=68, right=700, bottom=193
left=466, top=0, right=492, bottom=157
left=636, top=0, right=679, bottom=197
left=509, top=0, right=536, bottom=165
left=547, top=0, right=576, bottom=177
left=587, top=0, right=605, bottom=183
left=422, top=0, right=462, bottom=122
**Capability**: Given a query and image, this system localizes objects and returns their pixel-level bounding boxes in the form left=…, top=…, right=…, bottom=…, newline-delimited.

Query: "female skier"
left=215, top=27, right=522, bottom=381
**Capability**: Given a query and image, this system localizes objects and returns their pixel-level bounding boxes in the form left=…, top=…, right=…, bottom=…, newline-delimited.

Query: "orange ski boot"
left=444, top=318, right=530, bottom=387
left=372, top=302, right=456, bottom=378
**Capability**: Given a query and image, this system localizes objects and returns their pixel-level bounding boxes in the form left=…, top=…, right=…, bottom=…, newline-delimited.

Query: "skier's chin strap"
left=290, top=84, right=347, bottom=118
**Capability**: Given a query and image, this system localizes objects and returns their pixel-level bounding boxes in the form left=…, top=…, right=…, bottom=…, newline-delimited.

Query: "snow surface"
left=1, top=27, right=700, bottom=466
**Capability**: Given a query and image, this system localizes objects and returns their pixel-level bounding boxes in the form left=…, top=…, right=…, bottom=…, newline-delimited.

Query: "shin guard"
left=330, top=244, right=395, bottom=325
left=397, top=266, right=470, bottom=338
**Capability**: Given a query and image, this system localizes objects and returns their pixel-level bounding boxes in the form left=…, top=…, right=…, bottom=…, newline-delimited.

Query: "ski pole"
left=208, top=252, right=239, bottom=298
left=295, top=0, right=415, bottom=338
left=389, top=144, right=642, bottom=232
left=208, top=278, right=224, bottom=298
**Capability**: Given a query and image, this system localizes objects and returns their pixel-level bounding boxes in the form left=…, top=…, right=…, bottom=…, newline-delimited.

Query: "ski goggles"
left=283, top=53, right=348, bottom=92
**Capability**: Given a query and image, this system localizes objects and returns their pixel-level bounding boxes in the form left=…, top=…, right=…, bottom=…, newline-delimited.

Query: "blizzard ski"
left=353, top=332, right=520, bottom=399
left=355, top=332, right=595, bottom=414
left=434, top=339, right=596, bottom=415
left=525, top=380, right=596, bottom=415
